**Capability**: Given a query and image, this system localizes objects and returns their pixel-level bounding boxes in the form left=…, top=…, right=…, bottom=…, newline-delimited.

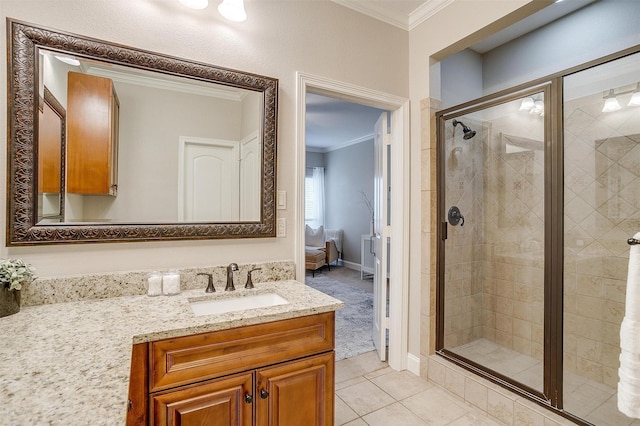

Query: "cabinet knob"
left=244, top=393, right=253, bottom=404
left=260, top=389, right=269, bottom=399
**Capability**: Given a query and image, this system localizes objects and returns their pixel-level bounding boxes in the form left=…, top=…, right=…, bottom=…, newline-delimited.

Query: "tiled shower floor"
left=451, top=338, right=640, bottom=426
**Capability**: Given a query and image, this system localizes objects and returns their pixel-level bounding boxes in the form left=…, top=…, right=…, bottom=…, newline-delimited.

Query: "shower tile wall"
left=445, top=104, right=546, bottom=366
left=480, top=110, right=546, bottom=362
left=442, top=119, right=484, bottom=348
left=563, top=90, right=640, bottom=388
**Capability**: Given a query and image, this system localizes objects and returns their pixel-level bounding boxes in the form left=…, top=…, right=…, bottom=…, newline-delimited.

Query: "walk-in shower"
left=436, top=50, right=640, bottom=425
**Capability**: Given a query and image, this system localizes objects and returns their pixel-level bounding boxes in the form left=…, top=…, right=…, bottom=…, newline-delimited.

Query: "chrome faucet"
left=225, top=263, right=239, bottom=291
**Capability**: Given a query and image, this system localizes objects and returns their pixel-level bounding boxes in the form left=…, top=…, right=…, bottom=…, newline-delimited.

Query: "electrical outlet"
left=277, top=218, right=286, bottom=237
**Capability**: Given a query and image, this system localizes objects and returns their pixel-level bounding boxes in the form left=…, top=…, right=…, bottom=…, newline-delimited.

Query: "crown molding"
left=85, top=66, right=245, bottom=101
left=409, top=0, right=454, bottom=30
left=308, top=132, right=375, bottom=154
left=332, top=0, right=408, bottom=30
left=332, top=0, right=454, bottom=31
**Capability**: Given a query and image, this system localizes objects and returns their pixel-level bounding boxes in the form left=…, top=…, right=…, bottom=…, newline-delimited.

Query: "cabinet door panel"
left=67, top=71, right=118, bottom=195
left=256, top=352, right=334, bottom=426
left=151, top=372, right=253, bottom=426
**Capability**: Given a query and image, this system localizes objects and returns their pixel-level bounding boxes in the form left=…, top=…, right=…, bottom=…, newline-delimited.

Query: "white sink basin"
left=190, top=292, right=289, bottom=316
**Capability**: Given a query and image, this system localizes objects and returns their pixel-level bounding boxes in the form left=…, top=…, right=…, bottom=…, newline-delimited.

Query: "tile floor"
left=335, top=351, right=503, bottom=425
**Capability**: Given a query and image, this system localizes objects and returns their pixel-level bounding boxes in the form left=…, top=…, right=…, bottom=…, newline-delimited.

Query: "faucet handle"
left=197, top=272, right=215, bottom=293
left=245, top=268, right=262, bottom=289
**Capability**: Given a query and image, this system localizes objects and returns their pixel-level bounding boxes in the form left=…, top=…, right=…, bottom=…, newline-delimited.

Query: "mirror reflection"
left=38, top=49, right=263, bottom=224
left=37, top=87, right=65, bottom=223
left=8, top=19, right=277, bottom=245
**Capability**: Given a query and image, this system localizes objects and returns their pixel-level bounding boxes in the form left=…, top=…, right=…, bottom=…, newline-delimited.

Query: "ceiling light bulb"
left=628, top=84, right=640, bottom=107
left=218, top=0, right=247, bottom=22
left=519, top=97, right=535, bottom=111
left=55, top=55, right=80, bottom=66
left=602, top=97, right=621, bottom=112
left=178, top=0, right=209, bottom=10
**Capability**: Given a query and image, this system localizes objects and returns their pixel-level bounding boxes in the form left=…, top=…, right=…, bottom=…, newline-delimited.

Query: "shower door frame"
left=435, top=44, right=640, bottom=424
left=436, top=81, right=562, bottom=408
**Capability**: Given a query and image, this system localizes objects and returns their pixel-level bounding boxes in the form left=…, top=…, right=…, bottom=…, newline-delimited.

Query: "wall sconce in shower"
left=628, top=83, right=640, bottom=107
left=601, top=83, right=640, bottom=112
left=519, top=96, right=544, bottom=116
left=602, top=89, right=622, bottom=112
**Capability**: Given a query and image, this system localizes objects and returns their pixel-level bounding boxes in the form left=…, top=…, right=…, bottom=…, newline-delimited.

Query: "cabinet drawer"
left=150, top=312, right=334, bottom=392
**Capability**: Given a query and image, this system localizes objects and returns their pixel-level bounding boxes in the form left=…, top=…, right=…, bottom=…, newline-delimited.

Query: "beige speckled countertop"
left=0, top=280, right=343, bottom=425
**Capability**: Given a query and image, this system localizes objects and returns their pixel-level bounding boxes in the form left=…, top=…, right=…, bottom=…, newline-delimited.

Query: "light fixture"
left=628, top=83, right=640, bottom=107
left=178, top=0, right=209, bottom=10
left=519, top=96, right=544, bottom=116
left=55, top=55, right=80, bottom=66
left=602, top=89, right=622, bottom=112
left=218, top=0, right=247, bottom=22
left=519, top=97, right=535, bottom=111
left=531, top=100, right=545, bottom=115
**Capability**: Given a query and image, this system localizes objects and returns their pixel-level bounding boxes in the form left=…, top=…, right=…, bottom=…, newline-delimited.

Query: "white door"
left=239, top=131, right=261, bottom=221
left=373, top=112, right=390, bottom=361
left=179, top=137, right=239, bottom=222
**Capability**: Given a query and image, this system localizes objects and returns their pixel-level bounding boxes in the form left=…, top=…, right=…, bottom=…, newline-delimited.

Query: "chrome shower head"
left=452, top=119, right=476, bottom=140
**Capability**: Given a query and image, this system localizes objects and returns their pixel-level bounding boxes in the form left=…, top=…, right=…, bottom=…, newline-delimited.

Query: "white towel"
left=619, top=231, right=640, bottom=418
left=620, top=318, right=640, bottom=353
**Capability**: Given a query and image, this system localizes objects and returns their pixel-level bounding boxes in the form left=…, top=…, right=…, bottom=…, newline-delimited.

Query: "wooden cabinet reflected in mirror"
left=37, top=87, right=65, bottom=224
left=7, top=19, right=278, bottom=245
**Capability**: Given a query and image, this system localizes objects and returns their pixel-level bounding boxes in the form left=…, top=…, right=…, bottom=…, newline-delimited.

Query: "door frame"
left=295, top=72, right=410, bottom=371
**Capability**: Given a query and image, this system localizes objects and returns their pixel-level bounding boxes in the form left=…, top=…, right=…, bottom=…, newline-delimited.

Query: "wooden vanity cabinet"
left=67, top=71, right=119, bottom=196
left=127, top=312, right=335, bottom=426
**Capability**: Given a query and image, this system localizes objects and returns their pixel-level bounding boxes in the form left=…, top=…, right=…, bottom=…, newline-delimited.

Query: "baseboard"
left=407, top=353, right=420, bottom=375
left=342, top=260, right=360, bottom=271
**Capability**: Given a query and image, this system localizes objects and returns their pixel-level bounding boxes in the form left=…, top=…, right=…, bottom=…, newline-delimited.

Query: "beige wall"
left=1, top=0, right=408, bottom=277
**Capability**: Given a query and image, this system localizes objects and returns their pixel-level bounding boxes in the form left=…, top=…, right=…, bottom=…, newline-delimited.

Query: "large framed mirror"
left=7, top=19, right=278, bottom=245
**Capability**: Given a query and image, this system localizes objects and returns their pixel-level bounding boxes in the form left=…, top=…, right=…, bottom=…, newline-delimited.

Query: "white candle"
left=163, top=271, right=181, bottom=295
left=147, top=272, right=162, bottom=297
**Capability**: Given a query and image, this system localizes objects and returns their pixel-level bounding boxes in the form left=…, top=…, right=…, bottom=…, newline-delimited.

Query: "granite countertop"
left=0, top=280, right=343, bottom=425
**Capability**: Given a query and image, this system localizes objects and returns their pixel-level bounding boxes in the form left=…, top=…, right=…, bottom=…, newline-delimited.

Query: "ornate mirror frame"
left=6, top=19, right=278, bottom=245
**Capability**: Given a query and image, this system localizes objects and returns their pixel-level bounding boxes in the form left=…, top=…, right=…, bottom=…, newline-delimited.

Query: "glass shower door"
left=562, top=51, right=640, bottom=423
left=439, top=89, right=548, bottom=394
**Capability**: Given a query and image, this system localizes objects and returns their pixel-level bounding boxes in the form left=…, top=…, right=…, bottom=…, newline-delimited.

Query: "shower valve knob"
left=448, top=206, right=465, bottom=226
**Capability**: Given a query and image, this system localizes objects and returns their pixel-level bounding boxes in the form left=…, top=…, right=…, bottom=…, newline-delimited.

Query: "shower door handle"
left=448, top=206, right=465, bottom=226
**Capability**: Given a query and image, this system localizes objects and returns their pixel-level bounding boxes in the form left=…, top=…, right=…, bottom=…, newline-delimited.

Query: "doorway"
left=296, top=72, right=410, bottom=370
left=303, top=92, right=384, bottom=361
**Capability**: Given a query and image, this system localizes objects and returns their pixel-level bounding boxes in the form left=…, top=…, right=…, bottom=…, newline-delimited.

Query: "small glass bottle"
left=147, top=271, right=163, bottom=297
left=163, top=270, right=181, bottom=296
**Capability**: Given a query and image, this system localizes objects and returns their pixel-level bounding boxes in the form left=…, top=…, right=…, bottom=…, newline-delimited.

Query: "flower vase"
left=0, top=287, right=20, bottom=318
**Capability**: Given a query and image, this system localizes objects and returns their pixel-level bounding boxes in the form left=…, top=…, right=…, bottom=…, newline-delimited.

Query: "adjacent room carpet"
left=305, top=273, right=375, bottom=360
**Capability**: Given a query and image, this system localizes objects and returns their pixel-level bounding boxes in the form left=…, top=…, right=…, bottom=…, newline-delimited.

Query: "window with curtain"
left=304, top=167, right=325, bottom=229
